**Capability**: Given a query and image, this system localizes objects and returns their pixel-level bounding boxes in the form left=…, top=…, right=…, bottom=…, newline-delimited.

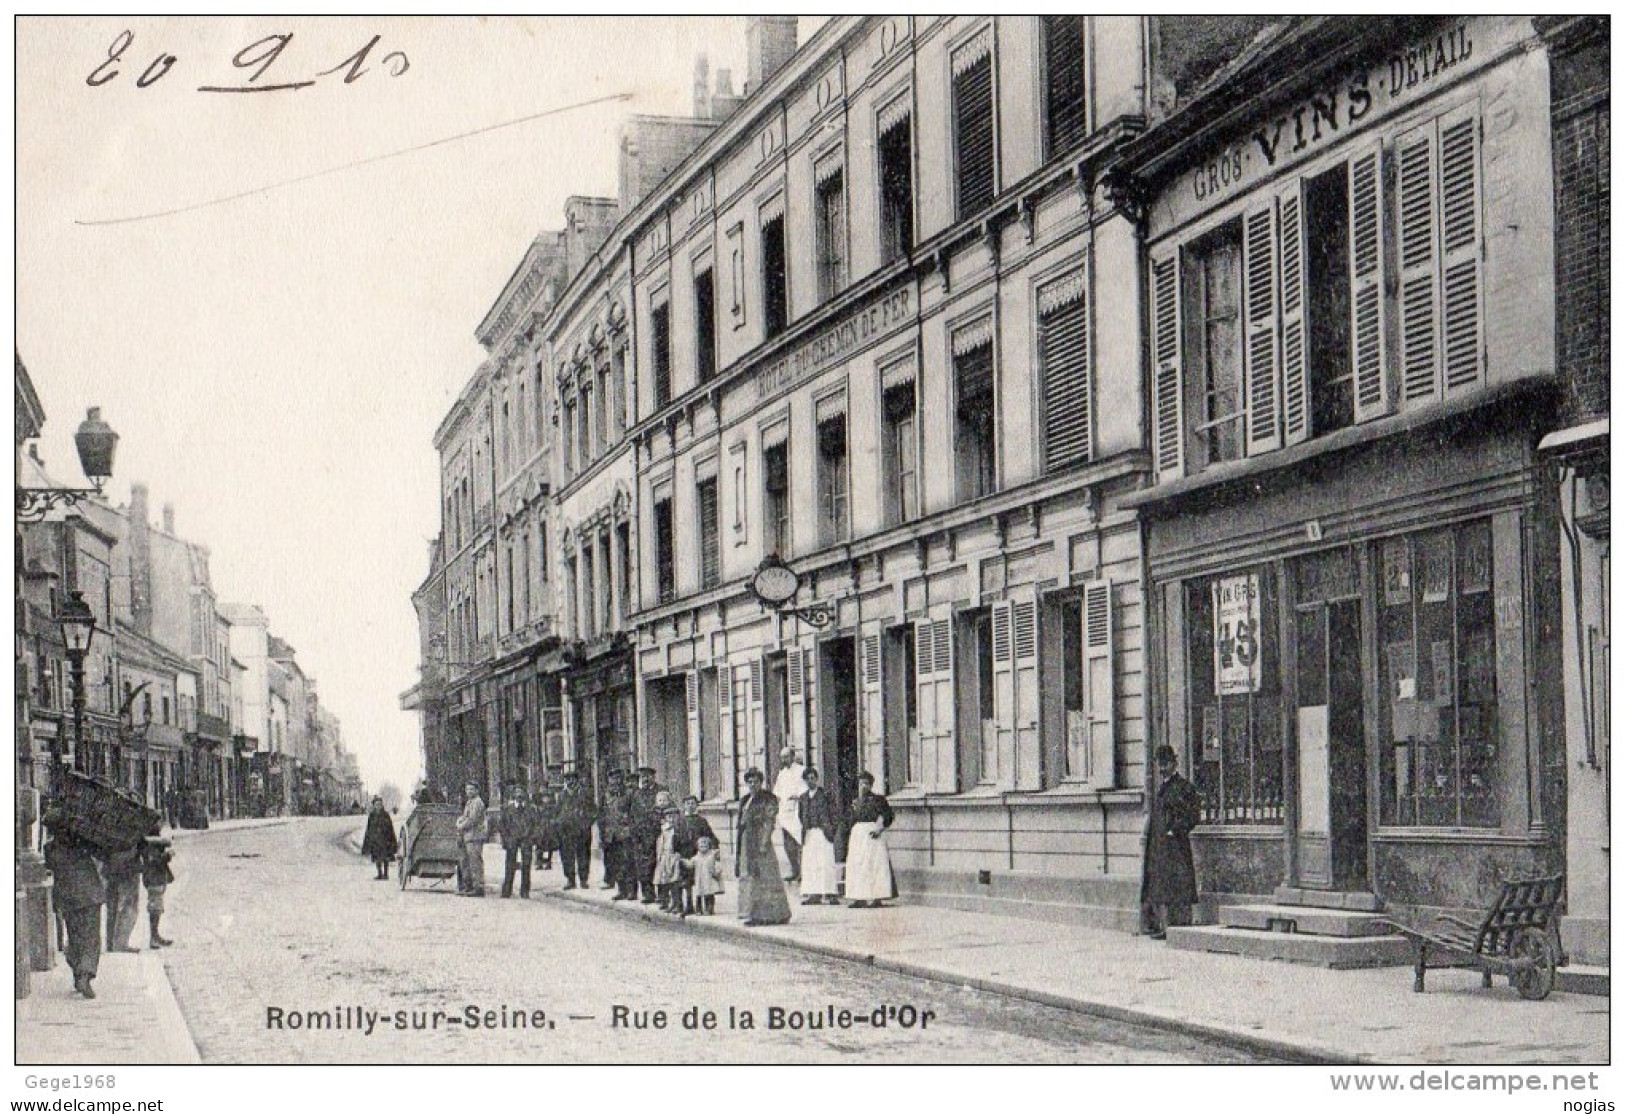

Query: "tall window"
left=815, top=164, right=847, bottom=303
left=1378, top=521, right=1499, bottom=828
left=1039, top=275, right=1092, bottom=472
left=694, top=268, right=717, bottom=384
left=654, top=495, right=675, bottom=604
left=580, top=379, right=596, bottom=464
left=580, top=541, right=596, bottom=640
left=1306, top=164, right=1355, bottom=435
left=534, top=367, right=546, bottom=446
left=762, top=213, right=788, bottom=339
left=597, top=530, right=612, bottom=633
left=563, top=555, right=577, bottom=639
left=952, top=36, right=996, bottom=220
left=953, top=332, right=996, bottom=501
left=763, top=438, right=790, bottom=556
left=882, top=379, right=918, bottom=526
left=697, top=476, right=721, bottom=590
left=1187, top=223, right=1245, bottom=466
left=595, top=361, right=612, bottom=449
left=505, top=544, right=516, bottom=633
left=537, top=521, right=549, bottom=587
left=878, top=106, right=914, bottom=263
left=651, top=301, right=672, bottom=410
left=611, top=345, right=628, bottom=437
left=616, top=521, right=631, bottom=621
left=1043, top=16, right=1087, bottom=157
left=816, top=413, right=849, bottom=547
left=561, top=396, right=577, bottom=478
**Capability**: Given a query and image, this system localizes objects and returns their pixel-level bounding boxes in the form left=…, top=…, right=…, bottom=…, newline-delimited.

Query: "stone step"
left=1557, top=965, right=1609, bottom=997
left=1273, top=886, right=1383, bottom=912
left=1165, top=925, right=1414, bottom=969
left=1219, top=903, right=1396, bottom=937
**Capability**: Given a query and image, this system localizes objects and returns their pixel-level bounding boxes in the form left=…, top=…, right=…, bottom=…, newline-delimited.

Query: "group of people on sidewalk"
left=42, top=805, right=176, bottom=1001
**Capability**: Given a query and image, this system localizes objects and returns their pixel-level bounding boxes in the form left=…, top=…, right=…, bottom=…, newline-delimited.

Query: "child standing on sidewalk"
left=688, top=836, right=724, bottom=915
left=142, top=836, right=174, bottom=949
left=653, top=809, right=685, bottom=915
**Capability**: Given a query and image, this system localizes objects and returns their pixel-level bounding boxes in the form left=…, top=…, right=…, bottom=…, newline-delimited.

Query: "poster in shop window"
left=1213, top=573, right=1262, bottom=695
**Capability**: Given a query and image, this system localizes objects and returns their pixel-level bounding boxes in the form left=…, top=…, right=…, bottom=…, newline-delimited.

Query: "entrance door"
left=763, top=654, right=788, bottom=780
left=818, top=637, right=859, bottom=815
left=1294, top=598, right=1368, bottom=891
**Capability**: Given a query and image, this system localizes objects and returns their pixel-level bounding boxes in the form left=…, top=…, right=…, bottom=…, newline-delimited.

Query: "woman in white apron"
left=796, top=768, right=841, bottom=904
left=843, top=771, right=896, bottom=907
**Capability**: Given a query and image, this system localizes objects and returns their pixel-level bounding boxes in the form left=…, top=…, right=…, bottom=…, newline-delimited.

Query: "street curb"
left=145, top=955, right=203, bottom=1065
left=535, top=889, right=1355, bottom=1065
left=170, top=818, right=293, bottom=838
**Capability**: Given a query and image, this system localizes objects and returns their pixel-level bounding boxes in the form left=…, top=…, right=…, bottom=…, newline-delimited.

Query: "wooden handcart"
left=1379, top=875, right=1565, bottom=1001
left=397, top=804, right=463, bottom=891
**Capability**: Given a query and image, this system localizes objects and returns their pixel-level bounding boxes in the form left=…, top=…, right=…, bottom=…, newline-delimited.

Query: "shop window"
left=878, top=106, right=913, bottom=263
left=653, top=496, right=675, bottom=604
left=697, top=475, right=720, bottom=590
left=953, top=331, right=996, bottom=502
left=1377, top=520, right=1499, bottom=828
left=952, top=34, right=996, bottom=221
left=651, top=301, right=672, bottom=410
left=1043, top=16, right=1087, bottom=158
left=1185, top=569, right=1282, bottom=825
left=882, top=379, right=918, bottom=526
left=815, top=163, right=847, bottom=303
left=762, top=214, right=788, bottom=339
left=1038, top=272, right=1091, bottom=472
left=1184, top=222, right=1245, bottom=467
left=763, top=438, right=791, bottom=556
left=694, top=268, right=717, bottom=385
left=816, top=413, right=849, bottom=547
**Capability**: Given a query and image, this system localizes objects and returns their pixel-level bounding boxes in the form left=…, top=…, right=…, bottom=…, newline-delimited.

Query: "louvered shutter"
left=990, top=602, right=1014, bottom=788
left=1438, top=104, right=1483, bottom=396
left=1081, top=580, right=1116, bottom=790
left=786, top=645, right=807, bottom=759
left=1011, top=595, right=1042, bottom=791
left=915, top=618, right=957, bottom=793
left=1044, top=16, right=1087, bottom=155
left=1277, top=182, right=1309, bottom=446
left=1150, top=252, right=1184, bottom=480
left=1349, top=143, right=1389, bottom=423
left=1243, top=202, right=1282, bottom=455
left=1396, top=123, right=1440, bottom=404
left=1040, top=273, right=1092, bottom=473
left=859, top=626, right=885, bottom=790
left=953, top=43, right=996, bottom=219
left=747, top=658, right=764, bottom=777
left=716, top=665, right=733, bottom=800
left=686, top=671, right=703, bottom=799
left=913, top=621, right=935, bottom=791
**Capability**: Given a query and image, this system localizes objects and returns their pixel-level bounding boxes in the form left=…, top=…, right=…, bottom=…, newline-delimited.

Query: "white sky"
left=16, top=16, right=767, bottom=797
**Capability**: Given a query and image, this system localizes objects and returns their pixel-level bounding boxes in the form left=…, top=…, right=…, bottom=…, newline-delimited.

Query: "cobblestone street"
left=158, top=818, right=1268, bottom=1064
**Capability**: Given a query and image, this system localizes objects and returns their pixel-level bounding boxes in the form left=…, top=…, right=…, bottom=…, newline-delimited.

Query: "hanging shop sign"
left=1213, top=573, right=1262, bottom=695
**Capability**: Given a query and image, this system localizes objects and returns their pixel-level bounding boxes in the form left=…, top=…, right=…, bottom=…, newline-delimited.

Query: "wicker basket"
left=55, top=771, right=162, bottom=851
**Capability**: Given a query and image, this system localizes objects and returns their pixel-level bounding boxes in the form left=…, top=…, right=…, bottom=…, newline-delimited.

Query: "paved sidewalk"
left=16, top=952, right=200, bottom=1065
left=535, top=868, right=1608, bottom=1065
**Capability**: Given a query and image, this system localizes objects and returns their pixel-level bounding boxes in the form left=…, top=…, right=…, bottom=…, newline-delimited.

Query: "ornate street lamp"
left=17, top=408, right=118, bottom=522
left=56, top=590, right=96, bottom=791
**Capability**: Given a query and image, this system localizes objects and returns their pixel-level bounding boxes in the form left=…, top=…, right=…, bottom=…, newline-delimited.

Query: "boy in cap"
left=142, top=834, right=175, bottom=947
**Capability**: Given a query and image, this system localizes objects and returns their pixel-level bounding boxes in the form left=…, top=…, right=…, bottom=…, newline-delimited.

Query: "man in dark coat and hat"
left=629, top=767, right=665, bottom=904
left=600, top=769, right=633, bottom=898
left=43, top=811, right=107, bottom=999
left=361, top=796, right=399, bottom=880
left=1141, top=744, right=1201, bottom=939
left=554, top=768, right=596, bottom=890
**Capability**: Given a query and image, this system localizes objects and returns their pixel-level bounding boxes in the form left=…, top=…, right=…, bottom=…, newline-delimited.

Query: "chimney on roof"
left=162, top=503, right=175, bottom=535
left=693, top=54, right=712, bottom=119
left=746, top=16, right=797, bottom=95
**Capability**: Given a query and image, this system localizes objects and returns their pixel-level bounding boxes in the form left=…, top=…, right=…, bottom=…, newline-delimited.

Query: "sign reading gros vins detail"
left=1213, top=573, right=1262, bottom=696
left=755, top=286, right=912, bottom=401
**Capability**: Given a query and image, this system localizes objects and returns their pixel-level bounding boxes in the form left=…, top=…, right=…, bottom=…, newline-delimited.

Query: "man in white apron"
left=771, top=747, right=806, bottom=881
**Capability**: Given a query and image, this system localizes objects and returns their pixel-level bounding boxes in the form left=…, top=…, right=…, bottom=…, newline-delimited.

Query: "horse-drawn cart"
left=397, top=804, right=463, bottom=890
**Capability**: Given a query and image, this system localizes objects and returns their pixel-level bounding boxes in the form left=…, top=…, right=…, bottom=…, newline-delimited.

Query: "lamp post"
left=16, top=408, right=118, bottom=522
left=56, top=590, right=96, bottom=792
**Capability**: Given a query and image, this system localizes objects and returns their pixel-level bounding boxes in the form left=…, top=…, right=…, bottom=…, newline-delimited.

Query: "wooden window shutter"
left=860, top=627, right=884, bottom=788
left=1011, top=596, right=1042, bottom=791
left=991, top=602, right=1014, bottom=788
left=1039, top=272, right=1091, bottom=473
left=786, top=646, right=807, bottom=757
left=686, top=670, right=703, bottom=799
left=1349, top=142, right=1389, bottom=423
left=1396, top=123, right=1441, bottom=404
left=1242, top=202, right=1282, bottom=455
left=913, top=620, right=935, bottom=791
left=1150, top=252, right=1184, bottom=480
left=716, top=665, right=734, bottom=798
left=1277, top=181, right=1310, bottom=446
left=915, top=618, right=957, bottom=793
left=1438, top=104, right=1483, bottom=396
left=953, top=40, right=996, bottom=220
left=1081, top=579, right=1116, bottom=790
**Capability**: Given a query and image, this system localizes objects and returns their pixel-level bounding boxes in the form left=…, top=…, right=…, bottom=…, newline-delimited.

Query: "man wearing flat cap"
left=555, top=767, right=596, bottom=890
left=629, top=767, right=664, bottom=903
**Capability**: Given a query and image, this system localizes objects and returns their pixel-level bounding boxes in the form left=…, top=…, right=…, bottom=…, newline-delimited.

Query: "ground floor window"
left=1185, top=568, right=1283, bottom=824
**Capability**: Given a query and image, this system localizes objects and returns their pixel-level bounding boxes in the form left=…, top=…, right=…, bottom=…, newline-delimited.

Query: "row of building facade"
left=16, top=358, right=364, bottom=822
left=405, top=16, right=1608, bottom=961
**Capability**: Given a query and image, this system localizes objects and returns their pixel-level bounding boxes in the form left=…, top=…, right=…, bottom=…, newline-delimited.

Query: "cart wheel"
left=1510, top=928, right=1557, bottom=1000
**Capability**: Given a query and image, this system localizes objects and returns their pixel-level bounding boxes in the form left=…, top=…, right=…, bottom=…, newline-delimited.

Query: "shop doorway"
left=645, top=675, right=690, bottom=796
left=1294, top=595, right=1369, bottom=892
left=818, top=637, right=860, bottom=814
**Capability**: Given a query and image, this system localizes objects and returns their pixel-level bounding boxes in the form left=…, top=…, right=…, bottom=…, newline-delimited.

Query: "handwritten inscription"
left=88, top=29, right=408, bottom=93
left=756, top=287, right=912, bottom=401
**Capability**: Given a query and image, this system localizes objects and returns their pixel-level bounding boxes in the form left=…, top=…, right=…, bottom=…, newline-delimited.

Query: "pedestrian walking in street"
left=736, top=768, right=791, bottom=927
left=772, top=748, right=806, bottom=882
left=1140, top=744, right=1201, bottom=940
left=103, top=842, right=143, bottom=953
left=687, top=836, right=724, bottom=915
left=361, top=796, right=399, bottom=881
left=43, top=815, right=106, bottom=1000
left=555, top=768, right=595, bottom=890
left=455, top=781, right=488, bottom=897
left=797, top=768, right=841, bottom=905
left=601, top=769, right=633, bottom=898
left=844, top=772, right=896, bottom=908
left=672, top=795, right=716, bottom=915
left=498, top=785, right=538, bottom=899
left=141, top=835, right=175, bottom=948
left=653, top=809, right=685, bottom=915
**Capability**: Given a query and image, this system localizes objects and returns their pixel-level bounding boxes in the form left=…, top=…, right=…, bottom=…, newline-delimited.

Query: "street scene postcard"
left=9, top=13, right=1613, bottom=1108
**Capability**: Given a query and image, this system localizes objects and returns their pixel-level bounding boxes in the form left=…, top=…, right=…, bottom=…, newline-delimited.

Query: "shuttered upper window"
left=697, top=476, right=720, bottom=590
left=952, top=32, right=996, bottom=221
left=651, top=301, right=672, bottom=410
left=1043, top=16, right=1087, bottom=158
left=1038, top=271, right=1091, bottom=472
left=953, top=322, right=996, bottom=502
left=878, top=102, right=914, bottom=263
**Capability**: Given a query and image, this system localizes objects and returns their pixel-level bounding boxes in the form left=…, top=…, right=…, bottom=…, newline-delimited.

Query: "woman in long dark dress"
left=361, top=796, right=400, bottom=880
left=735, top=768, right=792, bottom=926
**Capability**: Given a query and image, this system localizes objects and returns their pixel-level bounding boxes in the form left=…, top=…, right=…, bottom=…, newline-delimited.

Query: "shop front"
left=562, top=639, right=635, bottom=802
